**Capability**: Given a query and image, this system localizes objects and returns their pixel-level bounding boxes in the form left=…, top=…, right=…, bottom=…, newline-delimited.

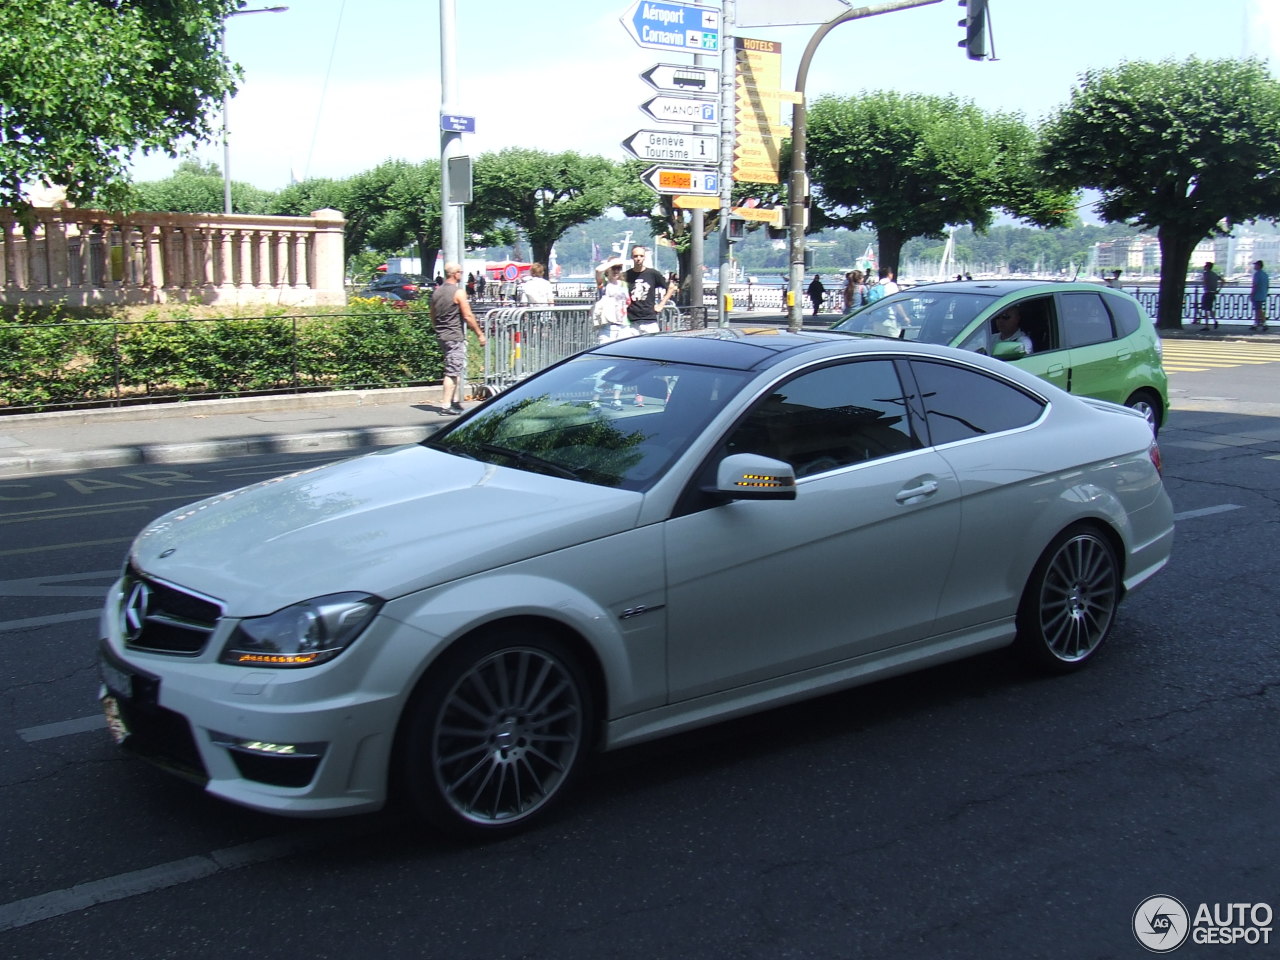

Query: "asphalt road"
left=1, top=357, right=1277, bottom=959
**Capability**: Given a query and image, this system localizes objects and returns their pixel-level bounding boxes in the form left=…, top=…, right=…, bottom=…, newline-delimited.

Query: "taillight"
left=1149, top=442, right=1163, bottom=476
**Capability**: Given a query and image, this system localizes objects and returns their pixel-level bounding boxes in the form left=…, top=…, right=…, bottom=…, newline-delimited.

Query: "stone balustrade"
left=0, top=207, right=346, bottom=308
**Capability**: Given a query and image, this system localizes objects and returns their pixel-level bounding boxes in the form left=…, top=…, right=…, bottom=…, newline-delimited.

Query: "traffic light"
left=727, top=217, right=746, bottom=241
left=958, top=0, right=988, bottom=60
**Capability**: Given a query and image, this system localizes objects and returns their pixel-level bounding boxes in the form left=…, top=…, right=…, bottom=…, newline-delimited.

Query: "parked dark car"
left=367, top=273, right=425, bottom=300
left=354, top=288, right=411, bottom=308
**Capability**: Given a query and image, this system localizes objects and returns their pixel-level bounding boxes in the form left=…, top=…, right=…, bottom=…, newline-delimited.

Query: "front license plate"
left=100, top=654, right=134, bottom=699
left=101, top=693, right=130, bottom=745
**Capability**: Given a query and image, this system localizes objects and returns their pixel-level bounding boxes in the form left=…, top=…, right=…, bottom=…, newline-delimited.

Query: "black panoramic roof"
left=591, top=327, right=853, bottom=372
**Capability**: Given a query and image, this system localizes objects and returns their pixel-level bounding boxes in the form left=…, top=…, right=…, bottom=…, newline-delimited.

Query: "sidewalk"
left=0, top=313, right=1271, bottom=478
left=0, top=386, right=450, bottom=478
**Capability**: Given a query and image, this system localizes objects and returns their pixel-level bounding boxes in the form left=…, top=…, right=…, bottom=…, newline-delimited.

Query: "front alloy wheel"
left=401, top=631, right=589, bottom=836
left=1016, top=526, right=1120, bottom=672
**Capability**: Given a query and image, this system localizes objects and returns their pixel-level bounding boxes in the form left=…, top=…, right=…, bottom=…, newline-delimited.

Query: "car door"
left=1056, top=290, right=1125, bottom=403
left=974, top=294, right=1072, bottom=393
left=904, top=358, right=1053, bottom=634
left=662, top=357, right=962, bottom=702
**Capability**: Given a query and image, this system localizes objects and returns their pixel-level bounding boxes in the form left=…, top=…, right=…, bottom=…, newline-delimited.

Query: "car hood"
left=129, top=444, right=641, bottom=616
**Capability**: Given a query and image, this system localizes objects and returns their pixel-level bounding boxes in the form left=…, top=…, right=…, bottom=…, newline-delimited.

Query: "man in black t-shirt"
left=624, top=245, right=671, bottom=333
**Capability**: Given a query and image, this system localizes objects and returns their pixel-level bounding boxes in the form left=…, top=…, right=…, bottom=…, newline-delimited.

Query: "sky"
left=127, top=0, right=1280, bottom=191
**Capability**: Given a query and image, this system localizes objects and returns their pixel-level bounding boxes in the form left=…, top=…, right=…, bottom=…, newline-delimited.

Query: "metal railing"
left=1128, top=286, right=1273, bottom=323
left=478, top=304, right=689, bottom=396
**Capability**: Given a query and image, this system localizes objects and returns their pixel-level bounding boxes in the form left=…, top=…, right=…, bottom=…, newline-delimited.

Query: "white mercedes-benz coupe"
left=99, top=329, right=1174, bottom=837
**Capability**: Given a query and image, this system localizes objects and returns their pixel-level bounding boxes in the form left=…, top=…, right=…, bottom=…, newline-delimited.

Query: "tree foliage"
left=130, top=160, right=274, bottom=215
left=805, top=91, right=1072, bottom=275
left=472, top=150, right=623, bottom=266
left=1040, top=56, right=1280, bottom=327
left=0, top=0, right=241, bottom=212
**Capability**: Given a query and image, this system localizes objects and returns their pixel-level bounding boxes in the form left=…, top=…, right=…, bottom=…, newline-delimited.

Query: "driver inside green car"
left=993, top=305, right=1034, bottom=357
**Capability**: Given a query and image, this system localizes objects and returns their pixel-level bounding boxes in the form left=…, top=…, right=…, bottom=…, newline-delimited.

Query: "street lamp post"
left=786, top=0, right=940, bottom=331
left=222, top=6, right=289, bottom=215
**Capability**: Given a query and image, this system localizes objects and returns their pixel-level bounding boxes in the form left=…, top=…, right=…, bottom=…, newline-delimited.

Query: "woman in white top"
left=592, top=258, right=632, bottom=344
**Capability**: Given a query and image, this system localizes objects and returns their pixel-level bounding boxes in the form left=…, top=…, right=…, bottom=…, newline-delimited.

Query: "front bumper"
left=98, top=580, right=434, bottom=818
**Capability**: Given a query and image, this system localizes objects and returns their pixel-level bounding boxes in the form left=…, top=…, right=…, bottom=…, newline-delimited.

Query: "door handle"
left=896, top=479, right=939, bottom=504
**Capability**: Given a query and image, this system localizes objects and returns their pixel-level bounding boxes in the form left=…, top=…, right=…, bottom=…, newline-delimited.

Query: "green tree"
left=473, top=150, right=623, bottom=267
left=1040, top=56, right=1280, bottom=328
left=805, top=91, right=1072, bottom=276
left=131, top=160, right=274, bottom=215
left=0, top=0, right=240, bottom=212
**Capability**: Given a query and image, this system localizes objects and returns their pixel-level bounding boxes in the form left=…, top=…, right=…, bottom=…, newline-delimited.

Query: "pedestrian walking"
left=807, top=274, right=826, bottom=316
left=1195, top=261, right=1224, bottom=329
left=624, top=245, right=671, bottom=335
left=865, top=267, right=900, bottom=304
left=519, top=262, right=555, bottom=306
left=430, top=262, right=487, bottom=416
left=844, top=269, right=868, bottom=312
left=1250, top=259, right=1270, bottom=332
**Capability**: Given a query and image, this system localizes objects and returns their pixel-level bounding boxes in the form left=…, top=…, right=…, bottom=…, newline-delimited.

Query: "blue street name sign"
left=440, top=114, right=476, bottom=133
left=620, top=0, right=720, bottom=53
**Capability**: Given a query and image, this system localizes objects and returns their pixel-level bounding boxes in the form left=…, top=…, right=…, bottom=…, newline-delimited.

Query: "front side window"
left=909, top=359, right=1046, bottom=445
left=426, top=355, right=750, bottom=491
left=724, top=359, right=920, bottom=478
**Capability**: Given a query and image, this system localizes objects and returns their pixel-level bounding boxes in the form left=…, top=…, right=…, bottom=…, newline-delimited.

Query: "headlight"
left=220, top=593, right=382, bottom=668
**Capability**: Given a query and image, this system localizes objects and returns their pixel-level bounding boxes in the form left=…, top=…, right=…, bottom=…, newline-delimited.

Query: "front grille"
left=121, top=564, right=223, bottom=656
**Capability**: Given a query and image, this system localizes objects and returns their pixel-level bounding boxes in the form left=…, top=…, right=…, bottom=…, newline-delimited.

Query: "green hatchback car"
left=832, top=280, right=1169, bottom=431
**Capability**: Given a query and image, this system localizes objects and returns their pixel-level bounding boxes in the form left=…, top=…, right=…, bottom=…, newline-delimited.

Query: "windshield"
left=425, top=354, right=751, bottom=492
left=832, top=290, right=998, bottom=346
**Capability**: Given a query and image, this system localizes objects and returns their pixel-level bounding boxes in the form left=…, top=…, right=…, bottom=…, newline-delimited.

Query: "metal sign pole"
left=717, top=0, right=736, bottom=326
left=786, top=0, right=941, bottom=331
left=440, top=0, right=464, bottom=267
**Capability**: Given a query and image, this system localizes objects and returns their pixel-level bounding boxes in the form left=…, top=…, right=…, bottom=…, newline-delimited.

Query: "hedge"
left=0, top=299, right=482, bottom=411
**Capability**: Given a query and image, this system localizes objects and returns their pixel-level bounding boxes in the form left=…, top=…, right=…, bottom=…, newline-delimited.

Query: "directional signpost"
left=620, top=0, right=720, bottom=53
left=622, top=129, right=720, bottom=164
left=639, top=165, right=719, bottom=196
left=641, top=94, right=719, bottom=125
left=640, top=62, right=719, bottom=95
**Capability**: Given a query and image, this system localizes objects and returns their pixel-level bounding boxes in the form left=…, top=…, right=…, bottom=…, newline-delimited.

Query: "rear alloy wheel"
left=1016, top=526, right=1120, bottom=672
left=1124, top=389, right=1163, bottom=434
left=400, top=630, right=589, bottom=837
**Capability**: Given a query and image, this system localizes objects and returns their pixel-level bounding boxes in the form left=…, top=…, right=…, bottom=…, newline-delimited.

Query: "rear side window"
left=1104, top=292, right=1143, bottom=338
left=1060, top=292, right=1117, bottom=347
left=908, top=360, right=1046, bottom=445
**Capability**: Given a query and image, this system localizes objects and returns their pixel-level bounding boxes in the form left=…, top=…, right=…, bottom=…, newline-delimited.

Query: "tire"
left=1124, top=389, right=1163, bottom=435
left=398, top=627, right=590, bottom=838
left=1015, top=525, right=1121, bottom=673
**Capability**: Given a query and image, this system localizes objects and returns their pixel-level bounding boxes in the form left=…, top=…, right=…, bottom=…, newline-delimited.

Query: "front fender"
left=378, top=523, right=668, bottom=722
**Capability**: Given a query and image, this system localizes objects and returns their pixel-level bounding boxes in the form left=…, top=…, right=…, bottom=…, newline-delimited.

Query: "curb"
left=0, top=423, right=438, bottom=478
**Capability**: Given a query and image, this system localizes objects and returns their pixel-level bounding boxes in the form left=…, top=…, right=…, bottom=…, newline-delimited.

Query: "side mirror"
left=991, top=339, right=1027, bottom=360
left=705, top=453, right=797, bottom=501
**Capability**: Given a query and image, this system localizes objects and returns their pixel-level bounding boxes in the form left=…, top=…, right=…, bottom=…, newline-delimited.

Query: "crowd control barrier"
left=477, top=304, right=690, bottom=397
